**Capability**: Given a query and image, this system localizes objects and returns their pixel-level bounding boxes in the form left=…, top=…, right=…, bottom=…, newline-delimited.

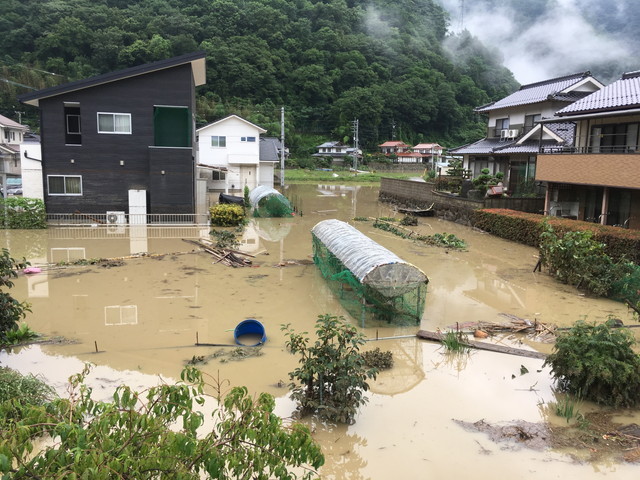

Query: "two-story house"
left=449, top=72, right=603, bottom=194
left=18, top=51, right=206, bottom=220
left=312, top=141, right=361, bottom=165
left=197, top=115, right=282, bottom=198
left=536, top=71, right=640, bottom=229
left=0, top=114, right=28, bottom=197
left=379, top=141, right=410, bottom=155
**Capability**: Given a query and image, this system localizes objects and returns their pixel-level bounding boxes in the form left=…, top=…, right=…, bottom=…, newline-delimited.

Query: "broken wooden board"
left=416, top=330, right=548, bottom=359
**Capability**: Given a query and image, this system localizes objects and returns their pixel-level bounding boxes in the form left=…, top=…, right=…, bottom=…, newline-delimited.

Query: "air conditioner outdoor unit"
left=106, top=211, right=126, bottom=225
left=507, top=129, right=519, bottom=138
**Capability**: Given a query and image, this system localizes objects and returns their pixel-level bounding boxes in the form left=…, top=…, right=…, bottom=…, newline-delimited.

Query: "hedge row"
left=471, top=209, right=640, bottom=264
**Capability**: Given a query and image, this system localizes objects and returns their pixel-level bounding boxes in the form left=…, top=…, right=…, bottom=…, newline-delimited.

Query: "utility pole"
left=280, top=106, right=285, bottom=187
left=14, top=111, right=24, bottom=125
left=352, top=119, right=359, bottom=171
left=391, top=119, right=396, bottom=140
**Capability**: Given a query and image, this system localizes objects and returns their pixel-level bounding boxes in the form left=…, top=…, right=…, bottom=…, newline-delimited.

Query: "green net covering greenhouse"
left=249, top=185, right=293, bottom=218
left=312, top=219, right=429, bottom=326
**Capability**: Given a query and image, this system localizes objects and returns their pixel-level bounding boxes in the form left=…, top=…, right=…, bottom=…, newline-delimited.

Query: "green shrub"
left=209, top=203, right=245, bottom=226
left=0, top=367, right=55, bottom=406
left=0, top=197, right=47, bottom=229
left=0, top=248, right=31, bottom=340
left=544, top=320, right=640, bottom=407
left=282, top=314, right=378, bottom=424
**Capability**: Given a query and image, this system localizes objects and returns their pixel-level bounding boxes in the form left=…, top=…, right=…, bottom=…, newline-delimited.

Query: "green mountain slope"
left=0, top=0, right=518, bottom=152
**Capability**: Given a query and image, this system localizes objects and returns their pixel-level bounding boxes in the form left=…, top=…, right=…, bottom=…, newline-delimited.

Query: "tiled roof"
left=545, top=123, right=575, bottom=144
left=476, top=72, right=593, bottom=112
left=413, top=143, right=442, bottom=149
left=556, top=71, right=640, bottom=115
left=0, top=114, right=26, bottom=129
left=379, top=141, right=409, bottom=147
left=448, top=138, right=506, bottom=154
left=260, top=137, right=281, bottom=162
left=493, top=140, right=559, bottom=154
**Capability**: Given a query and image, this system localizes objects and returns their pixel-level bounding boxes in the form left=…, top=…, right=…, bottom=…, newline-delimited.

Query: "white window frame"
left=66, top=114, right=81, bottom=135
left=97, top=112, right=132, bottom=134
left=47, top=175, right=83, bottom=196
left=211, top=135, right=226, bottom=147
left=241, top=136, right=256, bottom=142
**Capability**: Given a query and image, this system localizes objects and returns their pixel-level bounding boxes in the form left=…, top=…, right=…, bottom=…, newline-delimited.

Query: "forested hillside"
left=0, top=0, right=518, bottom=153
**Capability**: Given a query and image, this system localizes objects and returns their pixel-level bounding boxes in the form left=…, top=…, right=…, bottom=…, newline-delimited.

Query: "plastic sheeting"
left=311, top=219, right=428, bottom=297
left=248, top=185, right=283, bottom=207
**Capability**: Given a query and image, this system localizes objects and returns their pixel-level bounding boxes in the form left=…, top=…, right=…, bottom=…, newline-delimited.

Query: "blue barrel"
left=234, top=319, right=267, bottom=346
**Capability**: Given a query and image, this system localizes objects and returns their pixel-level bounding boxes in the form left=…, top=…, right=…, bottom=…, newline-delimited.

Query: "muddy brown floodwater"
left=2, top=183, right=639, bottom=479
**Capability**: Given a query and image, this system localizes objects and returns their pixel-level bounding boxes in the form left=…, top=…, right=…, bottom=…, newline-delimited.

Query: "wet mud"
left=2, top=183, right=640, bottom=479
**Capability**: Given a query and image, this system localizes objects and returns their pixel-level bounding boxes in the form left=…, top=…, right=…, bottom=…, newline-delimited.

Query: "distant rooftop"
left=476, top=72, right=602, bottom=113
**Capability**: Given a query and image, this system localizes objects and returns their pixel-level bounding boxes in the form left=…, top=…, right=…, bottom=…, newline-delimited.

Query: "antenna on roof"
left=459, top=0, right=465, bottom=30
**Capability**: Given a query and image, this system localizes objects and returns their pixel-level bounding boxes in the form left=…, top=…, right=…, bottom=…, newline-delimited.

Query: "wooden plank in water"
left=416, top=330, right=547, bottom=360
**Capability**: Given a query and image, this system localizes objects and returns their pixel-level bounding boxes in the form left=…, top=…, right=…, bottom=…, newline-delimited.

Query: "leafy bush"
left=209, top=229, right=240, bottom=249
left=0, top=248, right=30, bottom=340
left=472, top=168, right=504, bottom=194
left=0, top=367, right=55, bottom=406
left=209, top=203, right=245, bottom=226
left=0, top=365, right=324, bottom=478
left=3, top=322, right=39, bottom=345
left=282, top=314, right=378, bottom=424
left=0, top=197, right=47, bottom=229
left=544, top=320, right=640, bottom=407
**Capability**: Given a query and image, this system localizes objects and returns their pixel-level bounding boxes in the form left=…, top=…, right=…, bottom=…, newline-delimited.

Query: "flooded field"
left=1, top=183, right=639, bottom=479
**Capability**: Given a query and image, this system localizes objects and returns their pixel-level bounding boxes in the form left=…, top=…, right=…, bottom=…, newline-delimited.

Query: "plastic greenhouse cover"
left=311, top=219, right=428, bottom=295
left=248, top=185, right=285, bottom=207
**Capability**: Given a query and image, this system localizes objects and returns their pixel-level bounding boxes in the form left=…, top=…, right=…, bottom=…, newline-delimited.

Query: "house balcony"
left=536, top=153, right=640, bottom=189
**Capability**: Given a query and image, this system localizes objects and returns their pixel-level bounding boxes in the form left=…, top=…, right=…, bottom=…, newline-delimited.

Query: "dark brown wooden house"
left=19, top=51, right=206, bottom=216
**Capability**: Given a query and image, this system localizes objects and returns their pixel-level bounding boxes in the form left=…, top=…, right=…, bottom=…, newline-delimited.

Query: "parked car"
left=7, top=184, right=23, bottom=195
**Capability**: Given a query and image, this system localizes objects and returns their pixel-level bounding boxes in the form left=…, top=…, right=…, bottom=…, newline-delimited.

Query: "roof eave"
left=19, top=51, right=206, bottom=107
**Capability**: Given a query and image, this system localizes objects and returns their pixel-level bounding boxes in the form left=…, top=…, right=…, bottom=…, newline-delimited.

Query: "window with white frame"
left=212, top=170, right=226, bottom=180
left=97, top=113, right=131, bottom=134
left=48, top=175, right=82, bottom=195
left=241, top=136, right=256, bottom=142
left=211, top=136, right=226, bottom=147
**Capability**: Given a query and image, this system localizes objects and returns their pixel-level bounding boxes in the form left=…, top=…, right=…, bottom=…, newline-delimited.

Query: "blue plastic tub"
left=234, top=319, right=267, bottom=346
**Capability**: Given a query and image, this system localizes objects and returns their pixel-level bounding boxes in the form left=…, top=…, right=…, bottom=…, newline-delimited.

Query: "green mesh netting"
left=249, top=186, right=293, bottom=218
left=311, top=221, right=428, bottom=327
left=610, top=265, right=640, bottom=311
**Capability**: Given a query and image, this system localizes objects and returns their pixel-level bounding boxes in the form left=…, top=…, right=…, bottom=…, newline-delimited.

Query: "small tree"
left=282, top=314, right=378, bottom=424
left=0, top=248, right=30, bottom=341
left=0, top=365, right=324, bottom=478
left=544, top=320, right=640, bottom=407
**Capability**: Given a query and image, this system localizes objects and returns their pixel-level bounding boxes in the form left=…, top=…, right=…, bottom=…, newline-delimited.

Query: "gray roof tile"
left=476, top=72, right=593, bottom=112
left=557, top=71, right=640, bottom=115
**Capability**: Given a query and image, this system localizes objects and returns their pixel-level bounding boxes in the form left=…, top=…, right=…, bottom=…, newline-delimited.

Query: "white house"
left=0, top=113, right=28, bottom=197
left=196, top=115, right=270, bottom=198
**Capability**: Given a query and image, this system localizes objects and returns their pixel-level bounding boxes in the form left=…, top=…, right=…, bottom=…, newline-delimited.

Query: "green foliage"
left=0, top=365, right=324, bottom=479
left=243, top=185, right=250, bottom=209
left=253, top=195, right=293, bottom=218
left=544, top=320, right=640, bottom=407
left=2, top=323, right=38, bottom=345
left=372, top=219, right=467, bottom=250
left=440, top=330, right=470, bottom=353
left=209, top=203, right=245, bottom=227
left=0, top=248, right=30, bottom=340
left=551, top=395, right=586, bottom=425
left=1, top=0, right=518, bottom=151
left=472, top=168, right=504, bottom=194
left=0, top=367, right=55, bottom=406
left=282, top=314, right=378, bottom=424
left=0, top=197, right=47, bottom=229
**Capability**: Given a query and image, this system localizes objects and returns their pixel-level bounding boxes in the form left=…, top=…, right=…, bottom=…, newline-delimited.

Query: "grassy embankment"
left=282, top=168, right=419, bottom=183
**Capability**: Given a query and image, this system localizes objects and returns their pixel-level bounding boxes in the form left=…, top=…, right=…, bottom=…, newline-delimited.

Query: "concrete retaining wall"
left=379, top=177, right=545, bottom=225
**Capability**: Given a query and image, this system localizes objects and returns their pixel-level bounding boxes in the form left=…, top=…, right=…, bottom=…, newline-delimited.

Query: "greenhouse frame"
left=311, top=219, right=429, bottom=326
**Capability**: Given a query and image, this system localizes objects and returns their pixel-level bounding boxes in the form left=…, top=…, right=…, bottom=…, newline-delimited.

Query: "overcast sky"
left=436, top=0, right=632, bottom=84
